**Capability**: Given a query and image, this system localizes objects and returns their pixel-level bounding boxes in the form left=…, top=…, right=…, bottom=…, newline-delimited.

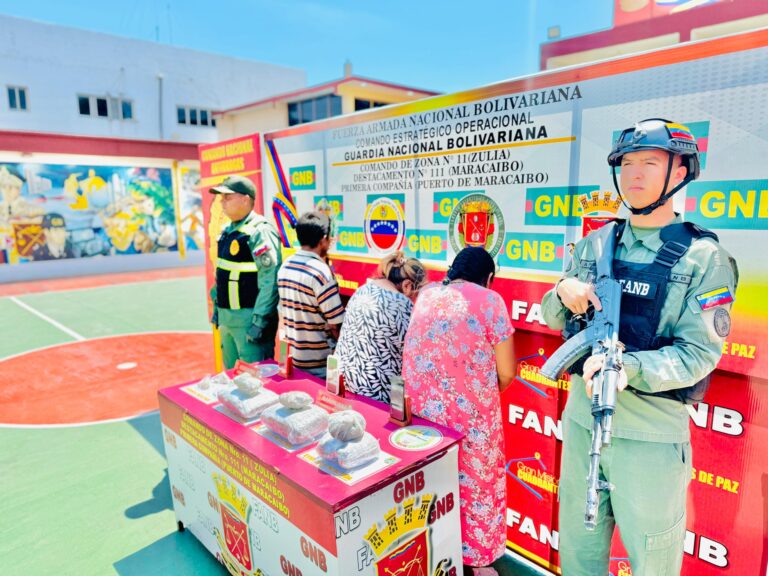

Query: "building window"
left=176, top=105, right=217, bottom=128
left=78, top=94, right=133, bottom=120
left=121, top=100, right=133, bottom=120
left=78, top=96, right=90, bottom=115
left=96, top=97, right=108, bottom=117
left=287, top=94, right=343, bottom=126
left=7, top=86, right=28, bottom=111
left=355, top=98, right=390, bottom=111
left=330, top=95, right=342, bottom=117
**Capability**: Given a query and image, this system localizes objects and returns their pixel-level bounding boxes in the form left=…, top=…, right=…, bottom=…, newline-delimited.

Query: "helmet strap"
left=612, top=153, right=693, bottom=216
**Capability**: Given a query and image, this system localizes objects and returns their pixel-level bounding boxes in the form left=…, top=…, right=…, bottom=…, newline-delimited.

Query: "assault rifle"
left=540, top=224, right=624, bottom=530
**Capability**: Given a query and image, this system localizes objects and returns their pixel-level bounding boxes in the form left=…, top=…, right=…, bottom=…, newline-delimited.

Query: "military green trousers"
left=218, top=308, right=276, bottom=369
left=558, top=419, right=692, bottom=576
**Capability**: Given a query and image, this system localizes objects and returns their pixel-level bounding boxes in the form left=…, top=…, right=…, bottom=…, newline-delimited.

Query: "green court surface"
left=0, top=271, right=543, bottom=576
left=1, top=414, right=223, bottom=576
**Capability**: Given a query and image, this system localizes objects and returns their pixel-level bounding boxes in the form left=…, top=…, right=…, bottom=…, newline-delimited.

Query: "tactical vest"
left=216, top=220, right=259, bottom=310
left=565, top=220, right=719, bottom=404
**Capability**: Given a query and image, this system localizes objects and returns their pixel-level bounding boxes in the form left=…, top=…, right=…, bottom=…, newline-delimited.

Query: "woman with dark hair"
left=336, top=251, right=427, bottom=402
left=402, top=246, right=515, bottom=575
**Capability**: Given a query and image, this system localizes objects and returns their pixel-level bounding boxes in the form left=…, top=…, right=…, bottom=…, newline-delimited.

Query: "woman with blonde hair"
left=335, top=251, right=427, bottom=402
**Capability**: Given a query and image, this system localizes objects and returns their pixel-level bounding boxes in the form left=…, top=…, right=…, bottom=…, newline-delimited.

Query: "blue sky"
left=0, top=0, right=614, bottom=93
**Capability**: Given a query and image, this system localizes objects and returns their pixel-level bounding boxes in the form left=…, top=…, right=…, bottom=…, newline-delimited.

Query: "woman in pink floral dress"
left=403, top=247, right=515, bottom=574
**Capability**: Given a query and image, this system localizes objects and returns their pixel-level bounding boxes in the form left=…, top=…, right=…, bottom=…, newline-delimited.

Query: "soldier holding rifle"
left=541, top=119, right=737, bottom=576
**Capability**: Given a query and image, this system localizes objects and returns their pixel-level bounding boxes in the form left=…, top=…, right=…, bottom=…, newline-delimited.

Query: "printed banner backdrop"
left=0, top=162, right=182, bottom=264
left=263, top=30, right=768, bottom=576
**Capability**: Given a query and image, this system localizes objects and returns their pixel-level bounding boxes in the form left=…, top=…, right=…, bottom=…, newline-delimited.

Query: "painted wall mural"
left=0, top=162, right=197, bottom=264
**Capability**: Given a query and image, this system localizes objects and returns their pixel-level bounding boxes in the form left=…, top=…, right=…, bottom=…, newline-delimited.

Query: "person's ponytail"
left=377, top=252, right=427, bottom=289
left=442, top=247, right=495, bottom=287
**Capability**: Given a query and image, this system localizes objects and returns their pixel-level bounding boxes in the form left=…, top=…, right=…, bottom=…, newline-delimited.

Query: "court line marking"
left=0, top=410, right=160, bottom=429
left=9, top=296, right=86, bottom=341
left=2, top=275, right=203, bottom=298
left=0, top=330, right=211, bottom=364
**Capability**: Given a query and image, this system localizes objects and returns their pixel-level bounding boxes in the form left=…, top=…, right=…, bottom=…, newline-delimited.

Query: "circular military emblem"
left=364, top=197, right=405, bottom=254
left=713, top=307, right=731, bottom=337
left=448, top=193, right=505, bottom=258
left=229, top=239, right=240, bottom=256
left=259, top=252, right=274, bottom=268
left=388, top=426, right=443, bottom=451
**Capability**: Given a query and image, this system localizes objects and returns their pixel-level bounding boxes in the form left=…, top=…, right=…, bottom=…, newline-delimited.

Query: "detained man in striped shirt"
left=277, top=212, right=345, bottom=377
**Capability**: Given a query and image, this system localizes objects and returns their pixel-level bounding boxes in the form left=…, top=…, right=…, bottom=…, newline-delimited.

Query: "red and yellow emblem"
left=579, top=190, right=622, bottom=237
left=365, top=494, right=435, bottom=576
left=213, top=474, right=256, bottom=576
left=448, top=193, right=505, bottom=258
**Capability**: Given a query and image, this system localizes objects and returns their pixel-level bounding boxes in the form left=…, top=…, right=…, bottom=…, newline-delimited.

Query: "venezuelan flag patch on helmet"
left=666, top=122, right=694, bottom=141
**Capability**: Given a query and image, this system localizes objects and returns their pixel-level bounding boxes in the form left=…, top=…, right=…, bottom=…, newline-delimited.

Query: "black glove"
left=246, top=323, right=263, bottom=343
left=211, top=308, right=219, bottom=327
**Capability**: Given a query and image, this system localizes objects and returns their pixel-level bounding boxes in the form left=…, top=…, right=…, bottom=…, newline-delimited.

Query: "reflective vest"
left=216, top=221, right=259, bottom=310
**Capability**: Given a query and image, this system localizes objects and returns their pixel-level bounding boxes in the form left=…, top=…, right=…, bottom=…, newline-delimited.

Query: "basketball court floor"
left=0, top=267, right=542, bottom=576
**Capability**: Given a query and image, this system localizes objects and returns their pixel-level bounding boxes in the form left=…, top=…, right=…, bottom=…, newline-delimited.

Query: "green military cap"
left=209, top=175, right=256, bottom=199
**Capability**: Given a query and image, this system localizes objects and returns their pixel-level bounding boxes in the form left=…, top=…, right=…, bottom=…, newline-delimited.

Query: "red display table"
left=159, top=364, right=464, bottom=576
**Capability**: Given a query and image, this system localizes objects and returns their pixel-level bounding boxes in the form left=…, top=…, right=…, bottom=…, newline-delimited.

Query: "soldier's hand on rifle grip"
left=582, top=353, right=628, bottom=397
left=556, top=277, right=603, bottom=315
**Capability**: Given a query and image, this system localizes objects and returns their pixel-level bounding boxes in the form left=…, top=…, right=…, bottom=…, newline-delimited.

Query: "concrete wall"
left=215, top=102, right=290, bottom=140
left=0, top=15, right=306, bottom=144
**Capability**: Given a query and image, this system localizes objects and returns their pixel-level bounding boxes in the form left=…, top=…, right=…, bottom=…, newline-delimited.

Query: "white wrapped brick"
left=261, top=392, right=329, bottom=445
left=232, top=373, right=264, bottom=395
left=217, top=387, right=279, bottom=420
left=317, top=431, right=380, bottom=470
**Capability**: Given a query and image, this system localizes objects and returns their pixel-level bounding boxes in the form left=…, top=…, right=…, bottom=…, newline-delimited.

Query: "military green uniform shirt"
left=542, top=216, right=736, bottom=443
left=542, top=216, right=737, bottom=576
left=212, top=212, right=282, bottom=368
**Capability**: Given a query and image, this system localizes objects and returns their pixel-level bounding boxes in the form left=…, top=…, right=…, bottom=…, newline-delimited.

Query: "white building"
left=0, top=14, right=306, bottom=143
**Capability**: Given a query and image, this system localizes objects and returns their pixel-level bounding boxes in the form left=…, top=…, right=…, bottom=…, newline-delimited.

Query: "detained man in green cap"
left=209, top=175, right=282, bottom=368
left=541, top=119, right=737, bottom=575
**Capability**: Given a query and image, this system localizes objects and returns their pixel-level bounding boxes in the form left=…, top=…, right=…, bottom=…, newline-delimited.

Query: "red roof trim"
left=0, top=130, right=200, bottom=160
left=218, top=76, right=439, bottom=116
left=266, top=28, right=768, bottom=141
left=540, top=0, right=768, bottom=68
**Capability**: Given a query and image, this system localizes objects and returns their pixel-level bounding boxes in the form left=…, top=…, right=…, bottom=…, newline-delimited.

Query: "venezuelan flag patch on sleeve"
left=696, top=286, right=734, bottom=310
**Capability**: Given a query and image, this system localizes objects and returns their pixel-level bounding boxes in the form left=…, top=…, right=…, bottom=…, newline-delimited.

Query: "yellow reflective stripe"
left=228, top=270, right=240, bottom=309
left=217, top=258, right=258, bottom=272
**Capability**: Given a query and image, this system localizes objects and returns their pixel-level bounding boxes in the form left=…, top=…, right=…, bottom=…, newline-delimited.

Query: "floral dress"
left=402, top=281, right=513, bottom=567
left=335, top=280, right=413, bottom=403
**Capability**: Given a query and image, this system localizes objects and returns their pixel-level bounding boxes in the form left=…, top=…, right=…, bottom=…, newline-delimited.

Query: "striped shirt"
left=277, top=250, right=345, bottom=376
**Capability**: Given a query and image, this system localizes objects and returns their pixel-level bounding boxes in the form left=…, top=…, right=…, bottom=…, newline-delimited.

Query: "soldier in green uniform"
left=209, top=175, right=282, bottom=368
left=542, top=119, right=737, bottom=576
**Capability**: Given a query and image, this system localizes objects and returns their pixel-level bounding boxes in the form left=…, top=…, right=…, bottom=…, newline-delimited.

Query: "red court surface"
left=0, top=332, right=214, bottom=425
left=0, top=265, right=205, bottom=297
